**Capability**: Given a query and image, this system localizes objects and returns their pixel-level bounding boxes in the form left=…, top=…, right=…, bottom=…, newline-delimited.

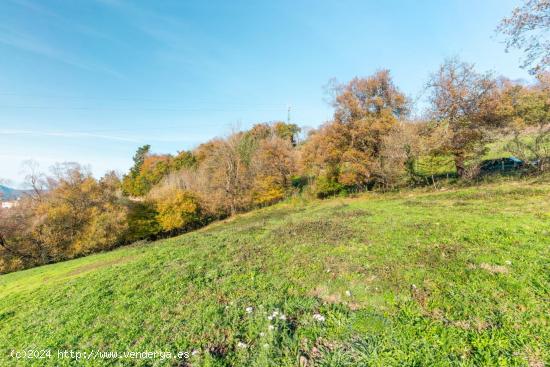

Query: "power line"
left=0, top=104, right=288, bottom=112
left=0, top=92, right=291, bottom=110
left=287, top=105, right=291, bottom=123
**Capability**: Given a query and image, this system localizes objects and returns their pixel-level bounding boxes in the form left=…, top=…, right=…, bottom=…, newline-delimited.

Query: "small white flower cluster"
left=266, top=309, right=287, bottom=332
left=237, top=341, right=248, bottom=349
left=267, top=309, right=286, bottom=321
left=312, top=313, right=325, bottom=322
left=245, top=306, right=253, bottom=314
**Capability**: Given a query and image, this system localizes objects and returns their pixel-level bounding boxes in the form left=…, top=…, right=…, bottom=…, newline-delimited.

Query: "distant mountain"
left=0, top=185, right=27, bottom=200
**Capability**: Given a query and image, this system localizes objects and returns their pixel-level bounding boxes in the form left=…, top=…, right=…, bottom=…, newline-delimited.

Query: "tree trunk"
left=454, top=154, right=465, bottom=178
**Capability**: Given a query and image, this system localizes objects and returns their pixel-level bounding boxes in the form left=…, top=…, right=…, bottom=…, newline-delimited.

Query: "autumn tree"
left=503, top=74, right=550, bottom=171
left=172, top=150, right=197, bottom=171
left=32, top=164, right=129, bottom=258
left=302, top=70, right=409, bottom=191
left=0, top=163, right=131, bottom=273
left=251, top=136, right=297, bottom=205
left=273, top=122, right=301, bottom=146
left=155, top=189, right=201, bottom=233
left=375, top=121, right=425, bottom=188
left=498, top=0, right=550, bottom=74
left=0, top=198, right=43, bottom=272
left=426, top=58, right=503, bottom=177
left=122, top=145, right=197, bottom=197
left=196, top=134, right=254, bottom=215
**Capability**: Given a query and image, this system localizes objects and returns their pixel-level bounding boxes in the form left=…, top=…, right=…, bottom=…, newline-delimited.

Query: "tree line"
left=1, top=1, right=549, bottom=273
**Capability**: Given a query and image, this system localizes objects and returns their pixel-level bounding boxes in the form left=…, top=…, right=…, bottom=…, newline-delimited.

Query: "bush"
left=72, top=205, right=128, bottom=255
left=313, top=176, right=346, bottom=198
left=252, top=176, right=286, bottom=206
left=125, top=201, right=162, bottom=242
left=155, top=190, right=202, bottom=232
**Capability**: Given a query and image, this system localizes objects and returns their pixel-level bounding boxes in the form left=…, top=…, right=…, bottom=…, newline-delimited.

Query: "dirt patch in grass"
left=402, top=200, right=436, bottom=208
left=310, top=285, right=343, bottom=304
left=330, top=207, right=373, bottom=219
left=467, top=262, right=509, bottom=274
left=477, top=263, right=509, bottom=274
left=416, top=243, right=463, bottom=268
left=310, top=285, right=362, bottom=310
left=452, top=318, right=492, bottom=331
left=452, top=200, right=471, bottom=206
left=524, top=348, right=545, bottom=367
left=437, top=186, right=548, bottom=202
left=270, top=218, right=361, bottom=245
left=231, top=220, right=270, bottom=235
left=206, top=342, right=230, bottom=361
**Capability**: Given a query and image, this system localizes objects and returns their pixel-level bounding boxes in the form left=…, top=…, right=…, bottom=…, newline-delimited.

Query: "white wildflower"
left=191, top=349, right=200, bottom=356
left=313, top=313, right=325, bottom=322
left=237, top=342, right=248, bottom=349
left=268, top=324, right=275, bottom=331
left=245, top=306, right=253, bottom=313
left=260, top=332, right=265, bottom=337
left=267, top=315, right=274, bottom=321
left=345, top=290, right=352, bottom=297
left=279, top=314, right=287, bottom=321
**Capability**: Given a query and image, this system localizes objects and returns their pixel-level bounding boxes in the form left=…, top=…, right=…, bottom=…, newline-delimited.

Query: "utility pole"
left=287, top=105, right=291, bottom=124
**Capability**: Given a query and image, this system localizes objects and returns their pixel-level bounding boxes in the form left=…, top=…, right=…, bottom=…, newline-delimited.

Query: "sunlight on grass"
left=1, top=180, right=549, bottom=366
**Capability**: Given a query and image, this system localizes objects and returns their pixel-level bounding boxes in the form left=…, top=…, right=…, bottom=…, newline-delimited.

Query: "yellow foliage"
left=253, top=176, right=285, bottom=206
left=155, top=190, right=201, bottom=231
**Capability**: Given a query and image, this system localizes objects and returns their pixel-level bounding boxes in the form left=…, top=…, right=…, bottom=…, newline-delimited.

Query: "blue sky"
left=0, top=0, right=531, bottom=186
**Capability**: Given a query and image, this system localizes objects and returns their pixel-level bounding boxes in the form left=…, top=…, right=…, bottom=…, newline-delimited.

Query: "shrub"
left=313, top=176, right=345, bottom=198
left=124, top=201, right=162, bottom=242
left=155, top=190, right=202, bottom=232
left=72, top=204, right=128, bottom=255
left=252, top=176, right=286, bottom=206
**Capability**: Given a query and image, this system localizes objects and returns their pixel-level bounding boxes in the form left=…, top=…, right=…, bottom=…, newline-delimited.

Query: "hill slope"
left=0, top=185, right=27, bottom=200
left=0, top=181, right=549, bottom=366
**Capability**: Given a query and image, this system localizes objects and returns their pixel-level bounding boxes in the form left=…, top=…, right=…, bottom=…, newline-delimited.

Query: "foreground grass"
left=0, top=180, right=549, bottom=366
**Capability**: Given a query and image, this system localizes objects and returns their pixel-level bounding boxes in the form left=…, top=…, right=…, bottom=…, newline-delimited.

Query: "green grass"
left=1, top=180, right=549, bottom=366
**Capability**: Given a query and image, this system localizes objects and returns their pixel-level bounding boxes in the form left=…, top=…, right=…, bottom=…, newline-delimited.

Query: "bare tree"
left=20, top=160, right=48, bottom=200
left=426, top=58, right=502, bottom=177
left=497, top=0, right=550, bottom=74
left=503, top=74, right=550, bottom=171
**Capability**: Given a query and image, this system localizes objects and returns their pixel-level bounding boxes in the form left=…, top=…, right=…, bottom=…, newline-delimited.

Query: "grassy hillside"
left=0, top=180, right=549, bottom=366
